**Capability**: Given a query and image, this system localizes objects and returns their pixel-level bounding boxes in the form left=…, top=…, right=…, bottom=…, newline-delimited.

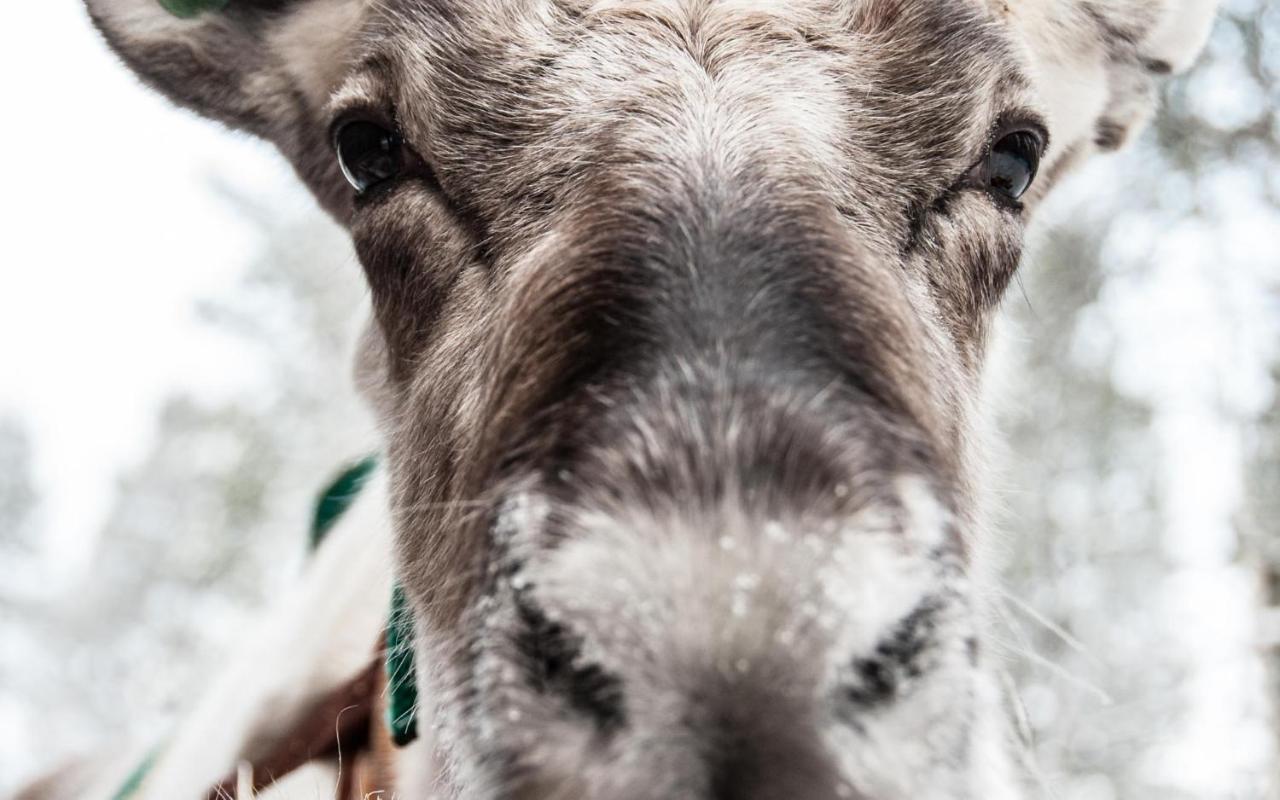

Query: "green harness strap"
left=311, top=455, right=420, bottom=746
left=114, top=455, right=419, bottom=798
left=386, top=583, right=421, bottom=746
left=109, top=749, right=159, bottom=800
left=158, top=0, right=228, bottom=17
left=310, top=455, right=379, bottom=551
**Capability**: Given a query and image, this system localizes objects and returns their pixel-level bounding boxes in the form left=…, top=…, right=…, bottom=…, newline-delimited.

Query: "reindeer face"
left=87, top=0, right=1216, bottom=797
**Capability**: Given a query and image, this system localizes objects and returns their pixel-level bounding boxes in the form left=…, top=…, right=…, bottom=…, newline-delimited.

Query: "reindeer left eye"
left=334, top=120, right=404, bottom=194
left=972, top=130, right=1042, bottom=202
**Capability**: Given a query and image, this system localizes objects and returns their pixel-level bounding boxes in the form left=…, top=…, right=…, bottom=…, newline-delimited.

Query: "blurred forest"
left=996, top=1, right=1280, bottom=796
left=0, top=185, right=376, bottom=785
left=2, top=1, right=1278, bottom=797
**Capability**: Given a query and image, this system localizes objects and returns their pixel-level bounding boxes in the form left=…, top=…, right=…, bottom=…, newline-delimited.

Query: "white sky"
left=0, top=4, right=311, bottom=585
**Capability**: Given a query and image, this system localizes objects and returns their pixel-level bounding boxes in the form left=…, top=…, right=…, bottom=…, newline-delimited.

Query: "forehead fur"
left=340, top=0, right=1035, bottom=254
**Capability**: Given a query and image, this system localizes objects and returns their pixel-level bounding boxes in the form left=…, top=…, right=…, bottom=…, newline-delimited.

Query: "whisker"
left=990, top=628, right=1113, bottom=706
left=237, top=762, right=254, bottom=800
left=996, top=588, right=1101, bottom=666
left=331, top=702, right=363, bottom=799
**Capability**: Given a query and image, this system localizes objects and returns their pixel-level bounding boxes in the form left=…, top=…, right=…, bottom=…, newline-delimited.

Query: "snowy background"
left=1, top=2, right=1277, bottom=797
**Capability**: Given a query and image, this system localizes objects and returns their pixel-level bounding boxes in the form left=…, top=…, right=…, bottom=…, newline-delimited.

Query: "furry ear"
left=85, top=0, right=366, bottom=220
left=1006, top=0, right=1218, bottom=179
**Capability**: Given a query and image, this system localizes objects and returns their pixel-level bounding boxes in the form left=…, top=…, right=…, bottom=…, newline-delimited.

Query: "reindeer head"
left=88, top=1, right=1215, bottom=797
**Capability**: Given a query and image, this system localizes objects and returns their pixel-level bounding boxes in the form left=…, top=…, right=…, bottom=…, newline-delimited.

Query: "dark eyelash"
left=988, top=112, right=1050, bottom=160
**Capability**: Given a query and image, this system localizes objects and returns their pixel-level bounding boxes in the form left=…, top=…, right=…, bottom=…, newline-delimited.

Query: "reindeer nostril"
left=846, top=657, right=898, bottom=707
left=842, top=597, right=941, bottom=711
left=514, top=592, right=626, bottom=732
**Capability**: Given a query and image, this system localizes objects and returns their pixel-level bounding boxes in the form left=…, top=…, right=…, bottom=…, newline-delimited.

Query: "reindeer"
left=28, top=0, right=1218, bottom=797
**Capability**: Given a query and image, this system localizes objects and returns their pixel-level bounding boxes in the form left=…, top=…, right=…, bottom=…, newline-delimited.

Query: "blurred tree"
left=0, top=417, right=37, bottom=561
left=0, top=418, right=42, bottom=769
left=999, top=2, right=1280, bottom=798
left=1, top=185, right=375, bottom=779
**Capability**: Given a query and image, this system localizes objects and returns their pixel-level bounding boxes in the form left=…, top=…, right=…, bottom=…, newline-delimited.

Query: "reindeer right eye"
left=333, top=120, right=404, bottom=194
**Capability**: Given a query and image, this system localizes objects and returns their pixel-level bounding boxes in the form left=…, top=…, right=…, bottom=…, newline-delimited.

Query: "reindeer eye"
left=334, top=120, right=403, bottom=194
left=973, top=130, right=1042, bottom=202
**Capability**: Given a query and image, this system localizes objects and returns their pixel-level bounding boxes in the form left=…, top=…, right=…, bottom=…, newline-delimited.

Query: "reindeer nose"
left=687, top=684, right=851, bottom=800
left=707, top=744, right=851, bottom=800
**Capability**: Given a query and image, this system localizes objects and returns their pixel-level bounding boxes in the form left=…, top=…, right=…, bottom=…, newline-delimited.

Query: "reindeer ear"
left=86, top=0, right=365, bottom=220
left=1007, top=0, right=1218, bottom=179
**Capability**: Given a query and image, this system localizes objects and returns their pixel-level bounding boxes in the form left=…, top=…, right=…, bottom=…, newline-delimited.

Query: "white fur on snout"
left=524, top=500, right=937, bottom=689
left=816, top=507, right=943, bottom=685
left=498, top=478, right=998, bottom=799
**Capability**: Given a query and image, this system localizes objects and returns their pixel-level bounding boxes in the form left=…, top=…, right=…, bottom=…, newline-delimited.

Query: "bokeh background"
left=1, top=1, right=1278, bottom=797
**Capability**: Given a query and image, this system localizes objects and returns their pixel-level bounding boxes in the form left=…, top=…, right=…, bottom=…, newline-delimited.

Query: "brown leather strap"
left=205, top=658, right=384, bottom=799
